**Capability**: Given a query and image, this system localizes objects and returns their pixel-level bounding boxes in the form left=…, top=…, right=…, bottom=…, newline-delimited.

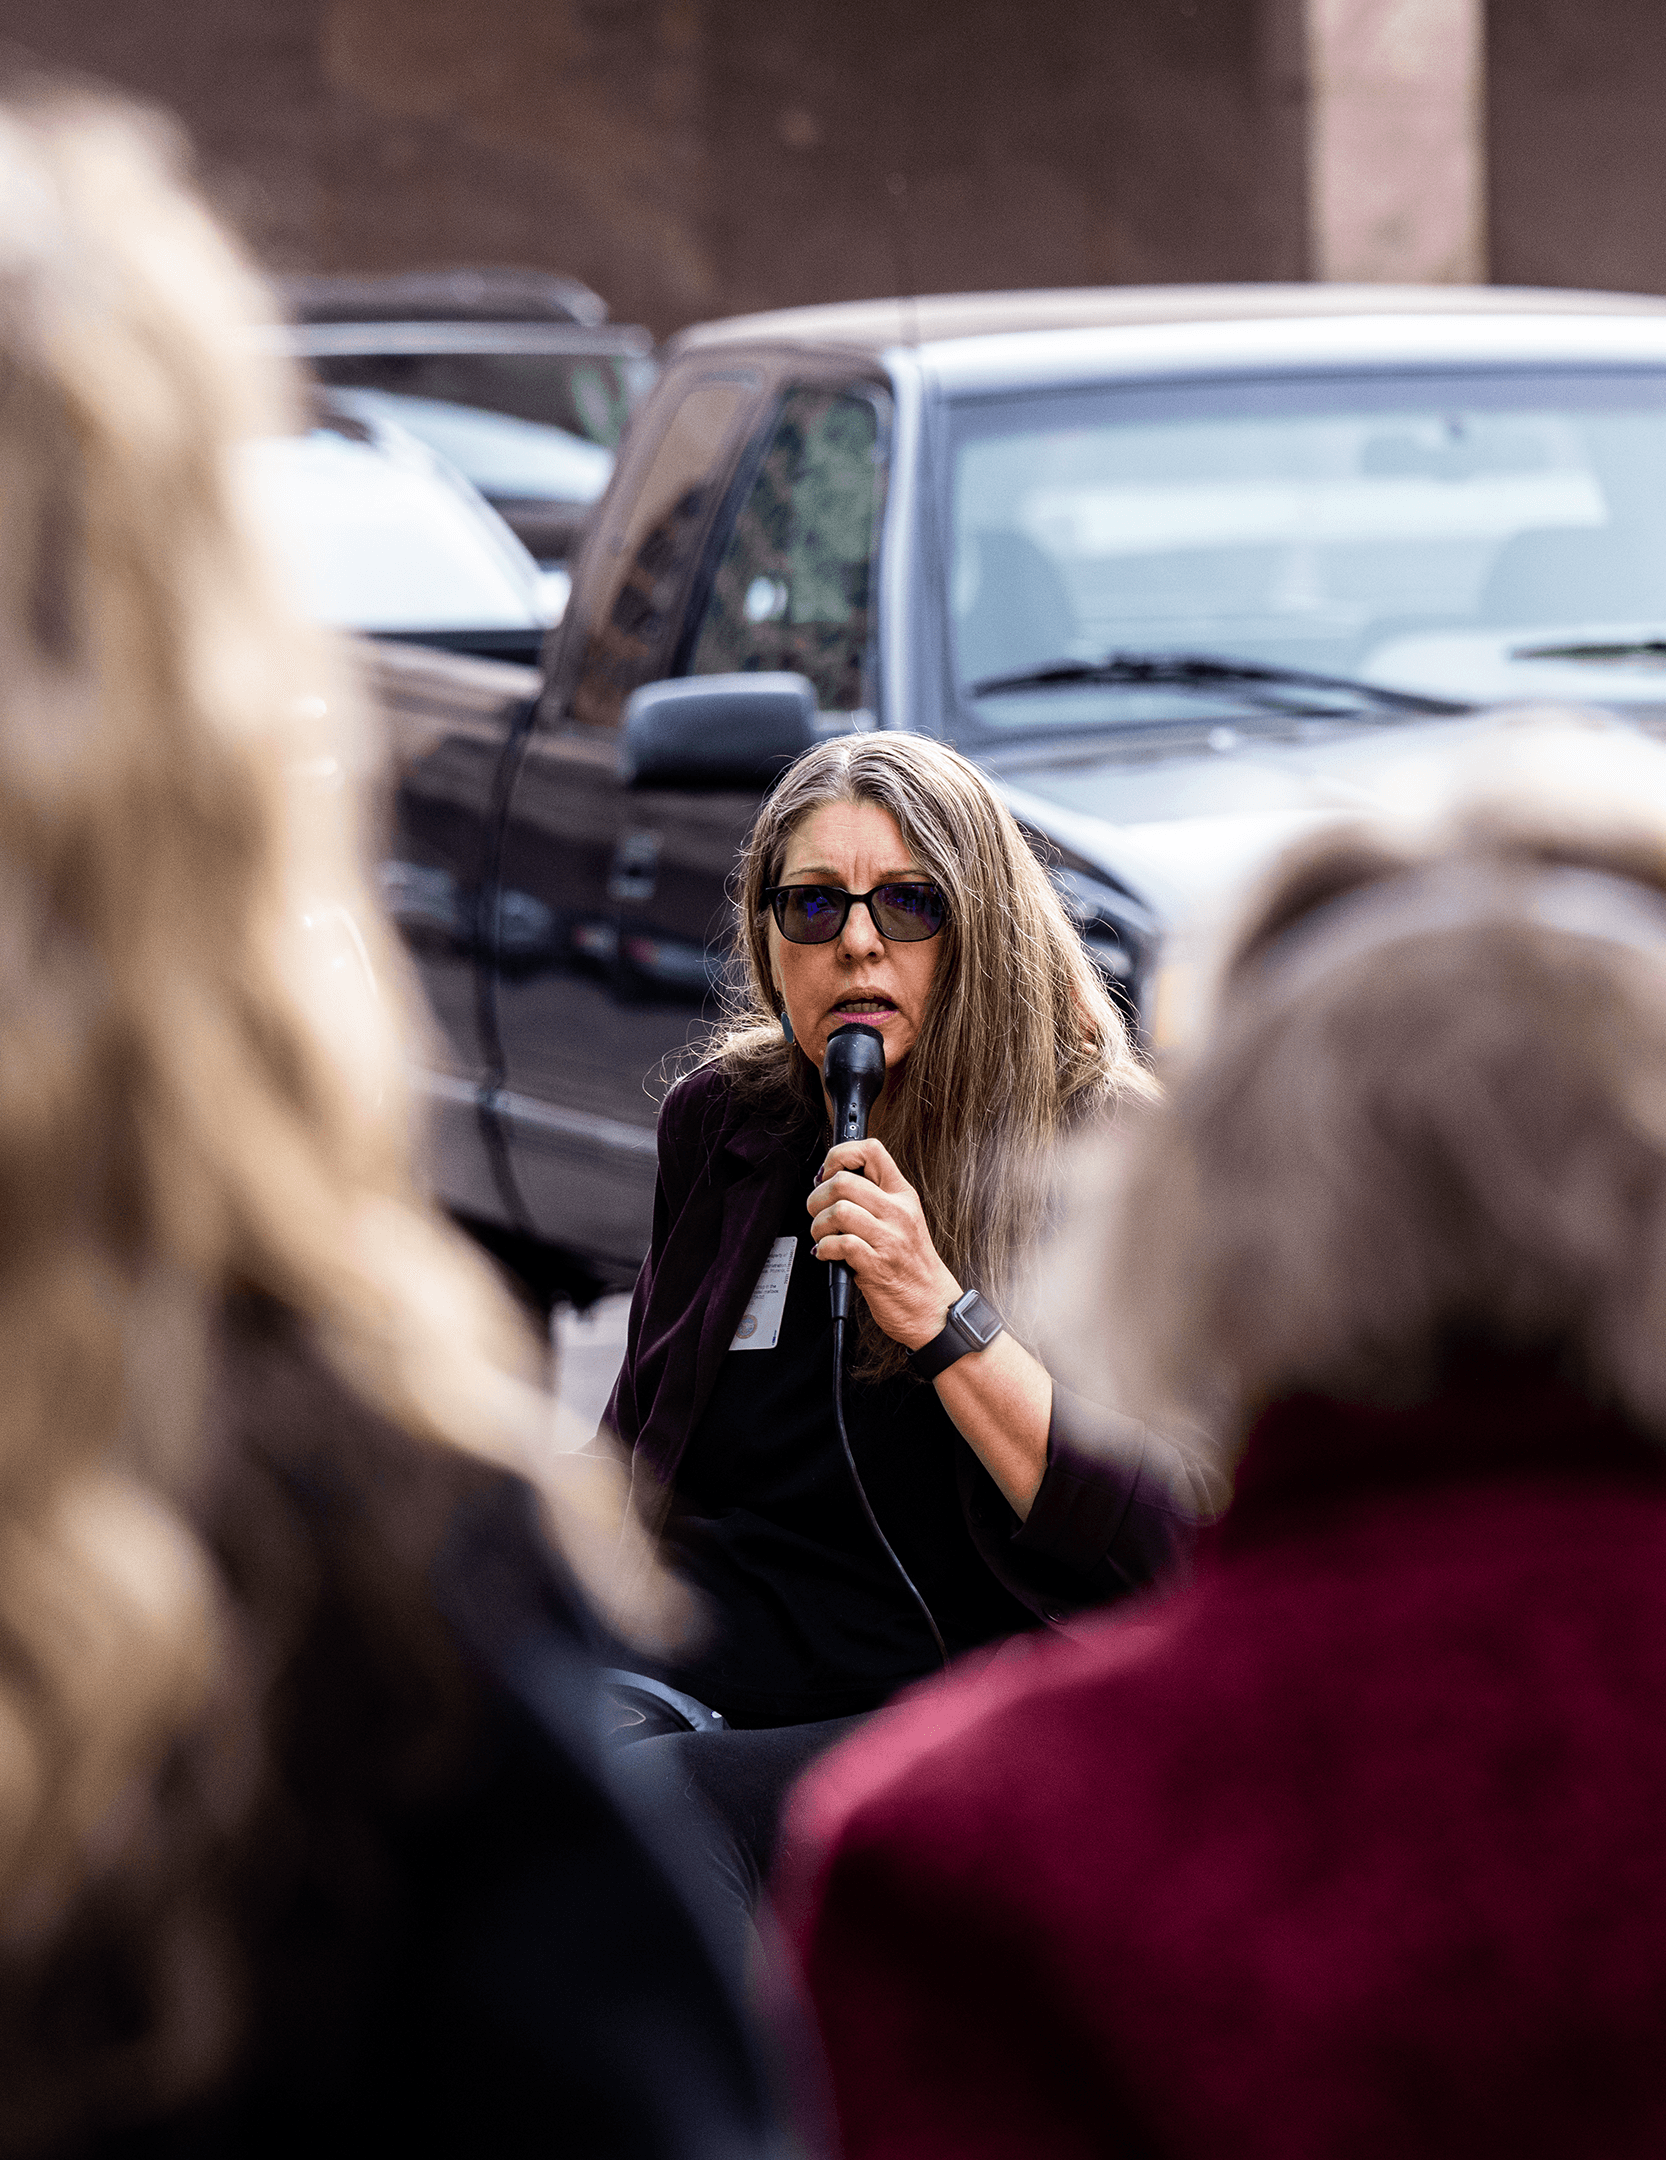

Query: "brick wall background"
left=1489, top=0, right=1666, bottom=295
left=1, top=0, right=1305, bottom=334
left=1, top=1, right=1662, bottom=338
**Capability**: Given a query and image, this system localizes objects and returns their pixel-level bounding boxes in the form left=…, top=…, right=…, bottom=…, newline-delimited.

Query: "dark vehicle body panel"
left=364, top=639, right=542, bottom=1227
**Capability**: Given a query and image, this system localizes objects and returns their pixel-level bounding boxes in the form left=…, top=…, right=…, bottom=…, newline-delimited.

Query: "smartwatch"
left=909, top=1289, right=1005, bottom=1381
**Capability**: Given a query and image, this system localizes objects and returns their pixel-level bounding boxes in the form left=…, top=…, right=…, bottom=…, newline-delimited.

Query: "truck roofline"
left=670, top=281, right=1666, bottom=361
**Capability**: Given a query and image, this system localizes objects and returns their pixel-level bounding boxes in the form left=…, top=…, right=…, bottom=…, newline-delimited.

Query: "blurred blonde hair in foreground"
left=0, top=87, right=626, bottom=1925
left=1040, top=715, right=1666, bottom=1503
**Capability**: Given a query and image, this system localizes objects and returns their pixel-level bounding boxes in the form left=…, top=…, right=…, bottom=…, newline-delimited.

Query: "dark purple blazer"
left=602, top=1062, right=1193, bottom=1624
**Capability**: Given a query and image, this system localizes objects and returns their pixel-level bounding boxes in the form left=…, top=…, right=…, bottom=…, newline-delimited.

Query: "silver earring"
left=780, top=1008, right=795, bottom=1045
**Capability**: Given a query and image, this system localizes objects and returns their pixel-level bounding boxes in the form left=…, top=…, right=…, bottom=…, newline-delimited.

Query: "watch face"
left=954, top=1291, right=1003, bottom=1349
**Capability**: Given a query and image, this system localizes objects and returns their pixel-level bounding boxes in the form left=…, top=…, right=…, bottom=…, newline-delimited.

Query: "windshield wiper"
left=1513, top=638, right=1666, bottom=666
left=969, top=651, right=1470, bottom=718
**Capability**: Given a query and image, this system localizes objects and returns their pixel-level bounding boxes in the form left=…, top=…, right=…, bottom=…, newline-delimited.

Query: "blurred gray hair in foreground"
left=1034, top=715, right=1666, bottom=1501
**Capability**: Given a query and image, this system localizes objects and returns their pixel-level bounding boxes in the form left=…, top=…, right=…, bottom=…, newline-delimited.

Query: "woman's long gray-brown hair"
left=711, top=732, right=1155, bottom=1376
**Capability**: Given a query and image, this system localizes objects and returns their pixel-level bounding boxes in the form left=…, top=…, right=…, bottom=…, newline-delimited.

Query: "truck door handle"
left=607, top=829, right=661, bottom=904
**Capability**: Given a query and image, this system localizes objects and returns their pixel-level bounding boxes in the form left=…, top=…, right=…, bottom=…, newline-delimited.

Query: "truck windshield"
left=948, top=368, right=1666, bottom=728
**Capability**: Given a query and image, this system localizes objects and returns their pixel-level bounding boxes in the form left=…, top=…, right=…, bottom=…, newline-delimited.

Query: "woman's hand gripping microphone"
left=813, top=1024, right=963, bottom=1348
left=814, top=1022, right=1049, bottom=1532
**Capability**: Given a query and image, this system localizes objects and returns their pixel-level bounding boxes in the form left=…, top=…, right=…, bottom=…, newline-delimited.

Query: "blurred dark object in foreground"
left=788, top=1362, right=1666, bottom=2160
left=3, top=1300, right=779, bottom=2158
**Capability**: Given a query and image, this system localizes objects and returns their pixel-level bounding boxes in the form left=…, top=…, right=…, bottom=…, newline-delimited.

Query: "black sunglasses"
left=764, top=881, right=950, bottom=946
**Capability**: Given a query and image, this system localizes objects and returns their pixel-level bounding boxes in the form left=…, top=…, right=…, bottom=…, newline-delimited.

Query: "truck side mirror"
left=621, top=672, right=821, bottom=788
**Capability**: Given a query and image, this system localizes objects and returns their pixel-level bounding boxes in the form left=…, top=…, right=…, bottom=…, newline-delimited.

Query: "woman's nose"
left=839, top=899, right=886, bottom=957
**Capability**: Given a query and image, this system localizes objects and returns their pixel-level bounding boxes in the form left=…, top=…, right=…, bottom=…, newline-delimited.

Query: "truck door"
left=365, top=638, right=541, bottom=1225
left=490, top=373, right=891, bottom=1276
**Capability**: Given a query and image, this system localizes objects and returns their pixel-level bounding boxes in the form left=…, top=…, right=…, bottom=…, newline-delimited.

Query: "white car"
left=245, top=399, right=562, bottom=661
left=245, top=398, right=556, bottom=1134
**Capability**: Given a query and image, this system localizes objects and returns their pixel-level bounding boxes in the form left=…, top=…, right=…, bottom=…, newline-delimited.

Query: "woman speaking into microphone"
left=604, top=732, right=1193, bottom=1919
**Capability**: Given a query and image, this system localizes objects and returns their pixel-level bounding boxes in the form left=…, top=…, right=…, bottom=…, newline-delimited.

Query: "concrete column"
left=1306, top=0, right=1487, bottom=283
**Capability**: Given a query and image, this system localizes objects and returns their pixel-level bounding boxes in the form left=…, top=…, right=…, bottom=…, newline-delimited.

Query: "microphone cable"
left=832, top=1312, right=948, bottom=1673
left=822, top=1020, right=948, bottom=1673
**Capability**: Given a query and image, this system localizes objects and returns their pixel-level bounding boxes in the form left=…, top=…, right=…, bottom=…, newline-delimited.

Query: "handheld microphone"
left=822, top=1022, right=886, bottom=1323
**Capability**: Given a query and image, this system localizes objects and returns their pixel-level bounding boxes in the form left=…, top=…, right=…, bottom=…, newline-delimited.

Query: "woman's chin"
left=824, top=1019, right=912, bottom=1067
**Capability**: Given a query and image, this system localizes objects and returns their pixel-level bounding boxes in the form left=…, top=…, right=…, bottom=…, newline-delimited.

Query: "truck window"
left=688, top=386, right=888, bottom=712
left=568, top=375, right=753, bottom=728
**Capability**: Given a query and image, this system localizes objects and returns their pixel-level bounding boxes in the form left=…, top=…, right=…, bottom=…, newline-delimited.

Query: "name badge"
left=730, top=1235, right=797, bottom=1350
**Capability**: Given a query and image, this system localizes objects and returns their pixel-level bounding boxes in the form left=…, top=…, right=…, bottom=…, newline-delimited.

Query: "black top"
left=655, top=1172, right=1035, bottom=1727
left=608, top=1063, right=1199, bottom=1631
left=4, top=1299, right=783, bottom=2160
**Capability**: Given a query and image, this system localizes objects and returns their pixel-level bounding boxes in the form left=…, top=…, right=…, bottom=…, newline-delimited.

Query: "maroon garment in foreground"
left=780, top=1372, right=1666, bottom=2159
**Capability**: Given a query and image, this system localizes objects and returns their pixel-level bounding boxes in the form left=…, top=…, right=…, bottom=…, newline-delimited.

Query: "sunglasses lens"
left=776, top=887, right=846, bottom=944
left=872, top=884, right=947, bottom=940
left=770, top=883, right=947, bottom=943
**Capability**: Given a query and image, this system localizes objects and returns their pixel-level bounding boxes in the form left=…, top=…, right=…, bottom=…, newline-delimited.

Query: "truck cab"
left=407, top=285, right=1666, bottom=1293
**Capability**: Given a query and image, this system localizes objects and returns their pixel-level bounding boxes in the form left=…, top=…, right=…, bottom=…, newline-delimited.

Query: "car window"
left=947, top=369, right=1666, bottom=726
left=689, top=386, right=888, bottom=712
left=567, top=375, right=755, bottom=728
left=326, top=387, right=614, bottom=503
left=311, top=349, right=650, bottom=450
left=241, top=426, right=543, bottom=632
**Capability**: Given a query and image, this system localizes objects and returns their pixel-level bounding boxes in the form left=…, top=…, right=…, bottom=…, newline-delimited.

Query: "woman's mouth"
left=831, top=996, right=899, bottom=1022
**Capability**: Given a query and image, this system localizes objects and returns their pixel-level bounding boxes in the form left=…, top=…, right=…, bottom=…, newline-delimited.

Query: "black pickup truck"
left=383, top=282, right=1666, bottom=1297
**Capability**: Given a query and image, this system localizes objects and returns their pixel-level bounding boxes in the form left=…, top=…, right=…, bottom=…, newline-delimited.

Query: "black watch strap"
left=909, top=1289, right=1005, bottom=1381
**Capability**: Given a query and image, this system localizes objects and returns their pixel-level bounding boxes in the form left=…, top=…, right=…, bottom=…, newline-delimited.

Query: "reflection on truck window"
left=313, top=351, right=646, bottom=449
left=691, top=387, right=887, bottom=712
left=949, top=373, right=1666, bottom=708
left=570, top=376, right=752, bottom=728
